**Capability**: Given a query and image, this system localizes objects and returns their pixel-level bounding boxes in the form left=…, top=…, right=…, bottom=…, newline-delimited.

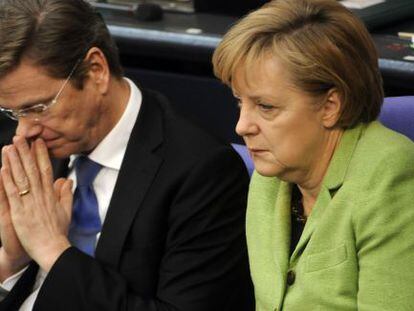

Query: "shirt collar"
left=69, top=78, right=142, bottom=170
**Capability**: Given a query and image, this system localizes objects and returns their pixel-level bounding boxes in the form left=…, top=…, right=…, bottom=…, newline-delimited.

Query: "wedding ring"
left=18, top=189, right=30, bottom=196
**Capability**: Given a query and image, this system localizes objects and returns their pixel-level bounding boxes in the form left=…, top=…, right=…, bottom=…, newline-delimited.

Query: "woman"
left=213, top=0, right=414, bottom=310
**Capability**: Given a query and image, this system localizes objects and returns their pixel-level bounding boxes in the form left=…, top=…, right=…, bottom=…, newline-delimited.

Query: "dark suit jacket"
left=0, top=89, right=254, bottom=310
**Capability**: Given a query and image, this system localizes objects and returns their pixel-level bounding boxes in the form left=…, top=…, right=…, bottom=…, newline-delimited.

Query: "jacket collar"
left=275, top=123, right=365, bottom=267
left=94, top=89, right=164, bottom=268
left=52, top=89, right=164, bottom=268
left=323, top=123, right=365, bottom=191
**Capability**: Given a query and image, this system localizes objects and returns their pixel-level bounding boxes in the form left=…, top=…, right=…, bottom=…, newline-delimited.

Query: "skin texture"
left=0, top=138, right=72, bottom=274
left=0, top=49, right=128, bottom=159
left=0, top=48, right=130, bottom=280
left=233, top=55, right=343, bottom=214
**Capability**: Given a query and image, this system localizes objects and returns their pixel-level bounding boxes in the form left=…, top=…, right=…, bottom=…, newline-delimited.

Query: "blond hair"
left=213, top=0, right=383, bottom=127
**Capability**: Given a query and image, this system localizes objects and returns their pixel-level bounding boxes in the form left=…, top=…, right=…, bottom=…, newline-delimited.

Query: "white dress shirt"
left=0, top=78, right=142, bottom=310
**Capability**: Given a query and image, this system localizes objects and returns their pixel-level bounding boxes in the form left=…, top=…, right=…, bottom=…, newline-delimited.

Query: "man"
left=0, top=0, right=254, bottom=310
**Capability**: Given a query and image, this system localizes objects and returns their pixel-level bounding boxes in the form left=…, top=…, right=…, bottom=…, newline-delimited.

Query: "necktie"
left=68, top=156, right=102, bottom=256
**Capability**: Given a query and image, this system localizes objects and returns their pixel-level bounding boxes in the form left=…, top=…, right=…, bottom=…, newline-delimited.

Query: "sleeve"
left=0, top=266, right=29, bottom=294
left=31, top=147, right=255, bottom=311
left=355, top=147, right=414, bottom=311
left=0, top=263, right=38, bottom=311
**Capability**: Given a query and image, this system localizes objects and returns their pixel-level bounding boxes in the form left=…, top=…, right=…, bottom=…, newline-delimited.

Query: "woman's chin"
left=254, top=162, right=286, bottom=178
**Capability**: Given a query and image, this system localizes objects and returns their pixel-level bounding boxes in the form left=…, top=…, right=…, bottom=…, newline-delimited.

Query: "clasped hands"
left=0, top=136, right=73, bottom=281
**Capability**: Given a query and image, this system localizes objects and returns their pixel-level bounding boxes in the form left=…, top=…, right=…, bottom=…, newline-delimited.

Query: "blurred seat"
left=232, top=143, right=254, bottom=177
left=380, top=96, right=414, bottom=141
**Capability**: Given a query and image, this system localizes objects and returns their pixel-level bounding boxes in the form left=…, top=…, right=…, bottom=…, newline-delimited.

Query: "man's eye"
left=25, top=104, right=47, bottom=114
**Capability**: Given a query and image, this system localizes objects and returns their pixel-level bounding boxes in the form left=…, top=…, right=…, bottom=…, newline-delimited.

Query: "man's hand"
left=0, top=136, right=73, bottom=272
left=0, top=167, right=30, bottom=282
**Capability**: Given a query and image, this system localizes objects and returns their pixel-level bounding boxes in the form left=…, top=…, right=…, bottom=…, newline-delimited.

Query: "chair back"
left=380, top=97, right=414, bottom=141
left=232, top=143, right=254, bottom=176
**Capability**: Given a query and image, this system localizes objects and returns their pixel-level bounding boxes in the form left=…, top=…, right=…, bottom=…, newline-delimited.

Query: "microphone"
left=91, top=2, right=164, bottom=22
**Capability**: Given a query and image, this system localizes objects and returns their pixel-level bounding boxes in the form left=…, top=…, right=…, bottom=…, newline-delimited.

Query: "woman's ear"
left=321, top=88, right=342, bottom=128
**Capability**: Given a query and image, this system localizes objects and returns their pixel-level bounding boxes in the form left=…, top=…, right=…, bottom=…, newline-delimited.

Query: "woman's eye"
left=258, top=103, right=274, bottom=111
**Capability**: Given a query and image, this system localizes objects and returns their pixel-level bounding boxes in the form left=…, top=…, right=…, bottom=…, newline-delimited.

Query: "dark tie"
left=68, top=156, right=102, bottom=256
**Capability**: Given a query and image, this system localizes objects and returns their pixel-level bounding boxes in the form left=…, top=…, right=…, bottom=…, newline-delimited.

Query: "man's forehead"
left=0, top=63, right=58, bottom=108
left=0, top=62, right=56, bottom=93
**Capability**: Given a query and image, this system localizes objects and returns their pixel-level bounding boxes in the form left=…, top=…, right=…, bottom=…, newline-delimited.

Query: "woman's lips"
left=248, top=148, right=267, bottom=156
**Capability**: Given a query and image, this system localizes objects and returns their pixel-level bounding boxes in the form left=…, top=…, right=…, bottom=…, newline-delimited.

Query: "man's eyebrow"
left=18, top=95, right=55, bottom=109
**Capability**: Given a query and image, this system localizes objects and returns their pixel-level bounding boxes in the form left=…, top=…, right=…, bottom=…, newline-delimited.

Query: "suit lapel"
left=95, top=90, right=164, bottom=268
left=51, top=158, right=69, bottom=179
left=290, top=124, right=365, bottom=263
left=272, top=181, right=291, bottom=275
left=290, top=185, right=332, bottom=263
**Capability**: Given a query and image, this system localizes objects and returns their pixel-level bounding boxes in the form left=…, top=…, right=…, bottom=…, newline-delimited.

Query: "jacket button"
left=287, top=270, right=296, bottom=286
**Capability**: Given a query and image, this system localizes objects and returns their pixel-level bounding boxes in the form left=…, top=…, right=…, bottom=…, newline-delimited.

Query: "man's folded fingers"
left=4, top=145, right=31, bottom=194
left=13, top=136, right=42, bottom=193
left=34, top=139, right=54, bottom=196
left=0, top=166, right=23, bottom=209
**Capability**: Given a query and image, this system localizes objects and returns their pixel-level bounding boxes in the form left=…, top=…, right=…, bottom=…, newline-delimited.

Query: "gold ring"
left=18, top=189, right=30, bottom=196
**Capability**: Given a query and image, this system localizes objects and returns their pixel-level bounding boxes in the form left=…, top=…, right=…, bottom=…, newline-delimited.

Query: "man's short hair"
left=213, top=0, right=384, bottom=128
left=0, top=0, right=123, bottom=89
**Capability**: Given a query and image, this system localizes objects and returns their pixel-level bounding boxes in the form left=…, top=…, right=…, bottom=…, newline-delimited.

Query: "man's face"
left=0, top=60, right=106, bottom=158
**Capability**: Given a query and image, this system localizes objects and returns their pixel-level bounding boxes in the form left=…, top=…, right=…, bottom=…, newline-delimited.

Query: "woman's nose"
left=236, top=105, right=258, bottom=137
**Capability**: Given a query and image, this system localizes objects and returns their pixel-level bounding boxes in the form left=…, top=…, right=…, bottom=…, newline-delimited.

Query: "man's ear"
left=321, top=88, right=342, bottom=128
left=83, top=47, right=110, bottom=94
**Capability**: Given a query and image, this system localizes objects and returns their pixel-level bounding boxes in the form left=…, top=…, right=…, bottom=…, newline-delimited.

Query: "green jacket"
left=247, top=121, right=414, bottom=311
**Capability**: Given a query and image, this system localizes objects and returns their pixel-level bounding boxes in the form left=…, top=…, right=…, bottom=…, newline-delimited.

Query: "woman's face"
left=233, top=56, right=336, bottom=182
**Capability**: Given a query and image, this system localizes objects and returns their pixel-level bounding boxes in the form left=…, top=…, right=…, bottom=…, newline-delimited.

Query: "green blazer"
left=246, top=121, right=414, bottom=311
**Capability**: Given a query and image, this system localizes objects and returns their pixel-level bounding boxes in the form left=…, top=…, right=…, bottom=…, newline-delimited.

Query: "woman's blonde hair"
left=213, top=0, right=383, bottom=127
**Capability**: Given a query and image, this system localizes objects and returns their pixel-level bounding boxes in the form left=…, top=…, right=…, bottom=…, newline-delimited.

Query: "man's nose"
left=235, top=105, right=258, bottom=137
left=16, top=117, right=43, bottom=139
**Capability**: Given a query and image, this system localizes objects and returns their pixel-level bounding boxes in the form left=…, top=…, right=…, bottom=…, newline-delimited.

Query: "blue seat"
left=380, top=97, right=414, bottom=141
left=232, top=143, right=254, bottom=176
left=232, top=96, right=414, bottom=176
